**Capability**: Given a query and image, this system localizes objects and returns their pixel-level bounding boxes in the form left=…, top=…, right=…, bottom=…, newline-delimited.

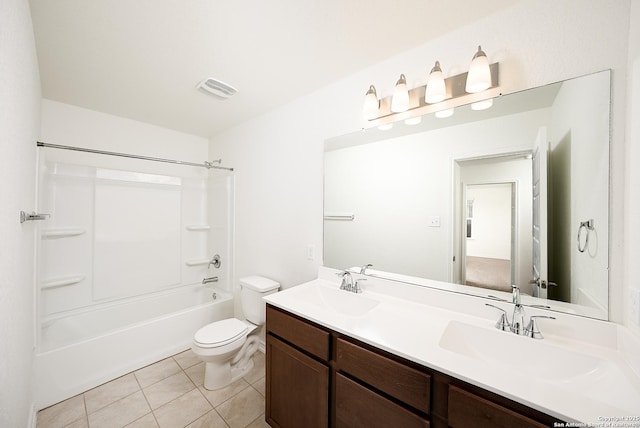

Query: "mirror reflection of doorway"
left=464, top=183, right=515, bottom=292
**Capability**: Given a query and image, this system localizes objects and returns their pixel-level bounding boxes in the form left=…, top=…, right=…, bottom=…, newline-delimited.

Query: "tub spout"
left=202, top=276, right=218, bottom=285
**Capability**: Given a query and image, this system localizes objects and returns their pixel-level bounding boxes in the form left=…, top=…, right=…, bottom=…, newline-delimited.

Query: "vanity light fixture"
left=471, top=98, right=494, bottom=111
left=362, top=46, right=498, bottom=124
left=391, top=74, right=410, bottom=113
left=465, top=46, right=492, bottom=93
left=363, top=85, right=379, bottom=120
left=404, top=116, right=422, bottom=125
left=425, top=61, right=446, bottom=104
left=435, top=108, right=454, bottom=119
left=378, top=123, right=393, bottom=131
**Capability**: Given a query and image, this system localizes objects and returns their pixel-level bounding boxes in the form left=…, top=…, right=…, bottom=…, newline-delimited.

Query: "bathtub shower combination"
left=33, top=144, right=235, bottom=409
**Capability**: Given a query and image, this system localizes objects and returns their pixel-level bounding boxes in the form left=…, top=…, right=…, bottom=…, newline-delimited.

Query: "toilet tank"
left=239, top=276, right=280, bottom=325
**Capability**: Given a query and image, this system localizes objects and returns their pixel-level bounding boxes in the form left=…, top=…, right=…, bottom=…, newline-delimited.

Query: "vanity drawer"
left=335, top=337, right=431, bottom=414
left=266, top=305, right=330, bottom=361
left=335, top=373, right=429, bottom=428
left=448, top=385, right=547, bottom=428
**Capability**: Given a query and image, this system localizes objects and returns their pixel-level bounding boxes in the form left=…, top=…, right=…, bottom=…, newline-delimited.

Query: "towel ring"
left=577, top=219, right=594, bottom=253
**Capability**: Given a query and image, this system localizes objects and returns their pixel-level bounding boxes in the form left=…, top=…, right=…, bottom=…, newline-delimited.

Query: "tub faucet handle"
left=208, top=254, right=221, bottom=269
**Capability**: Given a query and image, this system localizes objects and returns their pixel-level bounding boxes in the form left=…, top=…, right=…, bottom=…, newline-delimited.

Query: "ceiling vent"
left=197, top=78, right=238, bottom=99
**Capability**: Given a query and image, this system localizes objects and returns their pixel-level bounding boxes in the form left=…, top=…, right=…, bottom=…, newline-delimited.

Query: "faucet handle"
left=485, top=303, right=511, bottom=331
left=353, top=278, right=366, bottom=294
left=525, top=315, right=556, bottom=339
left=336, top=270, right=353, bottom=291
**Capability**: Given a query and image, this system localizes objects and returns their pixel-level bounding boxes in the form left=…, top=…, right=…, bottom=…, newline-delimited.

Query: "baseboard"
left=28, top=403, right=37, bottom=428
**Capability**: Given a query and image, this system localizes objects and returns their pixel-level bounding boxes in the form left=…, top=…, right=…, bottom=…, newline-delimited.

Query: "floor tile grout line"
left=37, top=350, right=266, bottom=428
left=133, top=368, right=157, bottom=428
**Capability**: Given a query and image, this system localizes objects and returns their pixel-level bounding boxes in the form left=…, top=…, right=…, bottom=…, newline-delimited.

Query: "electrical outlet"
left=429, top=216, right=441, bottom=227
left=630, top=287, right=640, bottom=326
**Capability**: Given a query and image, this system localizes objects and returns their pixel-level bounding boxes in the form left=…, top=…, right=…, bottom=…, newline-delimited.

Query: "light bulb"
left=405, top=116, right=422, bottom=125
left=435, top=108, right=454, bottom=119
left=362, top=85, right=379, bottom=120
left=391, top=74, right=410, bottom=113
left=465, top=46, right=492, bottom=93
left=471, top=98, right=493, bottom=111
left=425, top=61, right=446, bottom=104
left=378, top=123, right=393, bottom=131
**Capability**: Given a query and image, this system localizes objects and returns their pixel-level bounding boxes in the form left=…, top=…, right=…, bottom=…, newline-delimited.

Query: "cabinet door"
left=335, top=373, right=430, bottom=428
left=448, top=385, right=547, bottom=428
left=266, top=334, right=329, bottom=428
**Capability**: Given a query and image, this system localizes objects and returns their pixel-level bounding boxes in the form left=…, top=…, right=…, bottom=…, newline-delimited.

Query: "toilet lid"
left=194, top=318, right=248, bottom=348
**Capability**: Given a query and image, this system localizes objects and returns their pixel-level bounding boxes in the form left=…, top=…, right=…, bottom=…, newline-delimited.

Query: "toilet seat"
left=194, top=318, right=248, bottom=349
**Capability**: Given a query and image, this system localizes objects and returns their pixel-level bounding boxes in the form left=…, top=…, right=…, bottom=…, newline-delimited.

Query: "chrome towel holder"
left=577, top=219, right=594, bottom=253
left=20, top=211, right=50, bottom=223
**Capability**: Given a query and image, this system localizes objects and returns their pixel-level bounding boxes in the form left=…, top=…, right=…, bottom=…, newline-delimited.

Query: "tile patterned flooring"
left=36, top=350, right=270, bottom=428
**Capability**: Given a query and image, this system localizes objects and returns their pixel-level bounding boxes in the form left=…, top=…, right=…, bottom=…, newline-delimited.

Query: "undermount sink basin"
left=309, top=285, right=380, bottom=317
left=438, top=320, right=606, bottom=382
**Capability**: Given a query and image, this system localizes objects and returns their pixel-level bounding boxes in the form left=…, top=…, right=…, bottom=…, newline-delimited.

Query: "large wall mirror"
left=324, top=70, right=610, bottom=320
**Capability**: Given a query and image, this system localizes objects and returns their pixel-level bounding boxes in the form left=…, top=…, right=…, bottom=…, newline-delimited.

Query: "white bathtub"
left=34, top=285, right=233, bottom=409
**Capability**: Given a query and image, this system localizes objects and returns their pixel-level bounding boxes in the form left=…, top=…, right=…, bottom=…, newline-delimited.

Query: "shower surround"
left=33, top=138, right=235, bottom=408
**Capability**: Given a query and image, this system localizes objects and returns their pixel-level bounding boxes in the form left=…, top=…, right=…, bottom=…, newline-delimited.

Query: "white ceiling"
left=29, top=0, right=520, bottom=139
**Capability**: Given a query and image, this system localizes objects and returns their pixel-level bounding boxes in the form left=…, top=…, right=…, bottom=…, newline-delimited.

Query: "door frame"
left=451, top=150, right=532, bottom=288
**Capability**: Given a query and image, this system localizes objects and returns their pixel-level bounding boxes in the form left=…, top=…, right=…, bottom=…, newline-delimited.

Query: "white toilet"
left=192, top=275, right=279, bottom=390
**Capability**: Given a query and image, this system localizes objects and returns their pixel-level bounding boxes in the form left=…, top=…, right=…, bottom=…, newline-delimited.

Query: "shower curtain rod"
left=36, top=141, right=234, bottom=171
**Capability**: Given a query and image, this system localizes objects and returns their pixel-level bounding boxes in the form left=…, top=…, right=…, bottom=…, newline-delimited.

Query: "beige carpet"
left=465, top=256, right=511, bottom=292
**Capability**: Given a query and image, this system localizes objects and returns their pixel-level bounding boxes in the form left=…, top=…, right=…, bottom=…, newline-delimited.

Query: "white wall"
left=0, top=0, right=41, bottom=426
left=465, top=184, right=512, bottom=260
left=211, top=0, right=630, bottom=325
left=41, top=99, right=209, bottom=163
left=625, top=0, right=640, bottom=334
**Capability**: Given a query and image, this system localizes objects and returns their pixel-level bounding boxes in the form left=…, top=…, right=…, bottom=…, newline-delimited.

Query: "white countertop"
left=264, top=269, right=640, bottom=424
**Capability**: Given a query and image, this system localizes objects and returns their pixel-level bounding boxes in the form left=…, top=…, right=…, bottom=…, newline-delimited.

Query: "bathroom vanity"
left=266, top=305, right=558, bottom=428
left=264, top=269, right=640, bottom=427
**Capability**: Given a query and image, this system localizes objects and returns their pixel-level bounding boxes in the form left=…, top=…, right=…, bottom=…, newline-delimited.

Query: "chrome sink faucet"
left=336, top=270, right=365, bottom=294
left=360, top=263, right=373, bottom=274
left=510, top=285, right=526, bottom=335
left=486, top=285, right=555, bottom=339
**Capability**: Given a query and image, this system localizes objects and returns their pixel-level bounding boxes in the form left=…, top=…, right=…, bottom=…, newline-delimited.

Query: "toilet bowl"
left=192, top=276, right=279, bottom=390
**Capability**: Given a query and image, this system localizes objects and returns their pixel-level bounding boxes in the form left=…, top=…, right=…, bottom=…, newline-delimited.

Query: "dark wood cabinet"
left=266, top=304, right=562, bottom=428
left=334, top=373, right=429, bottom=428
left=265, top=334, right=329, bottom=428
left=335, top=337, right=431, bottom=414
left=447, top=385, right=550, bottom=428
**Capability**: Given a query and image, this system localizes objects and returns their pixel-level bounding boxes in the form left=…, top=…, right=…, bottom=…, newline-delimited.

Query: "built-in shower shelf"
left=185, top=225, right=210, bottom=231
left=185, top=258, right=210, bottom=267
left=41, top=275, right=85, bottom=290
left=42, top=228, right=86, bottom=238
